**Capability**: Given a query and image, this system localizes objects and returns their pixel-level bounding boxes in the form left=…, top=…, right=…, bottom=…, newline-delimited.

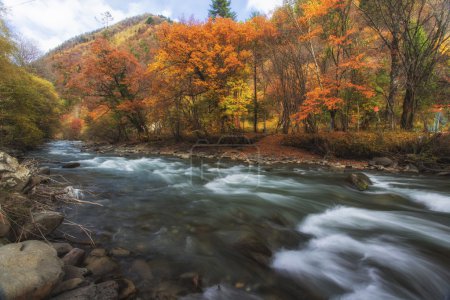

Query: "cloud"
left=246, top=0, right=282, bottom=14
left=3, top=0, right=172, bottom=52
left=2, top=0, right=278, bottom=52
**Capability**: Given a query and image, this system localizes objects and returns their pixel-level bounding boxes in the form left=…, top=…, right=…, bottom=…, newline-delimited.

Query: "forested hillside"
left=3, top=0, right=450, bottom=154
left=36, top=0, right=449, bottom=145
left=0, top=8, right=61, bottom=150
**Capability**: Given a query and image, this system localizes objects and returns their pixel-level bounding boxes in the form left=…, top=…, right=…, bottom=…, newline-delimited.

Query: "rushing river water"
left=32, top=141, right=450, bottom=300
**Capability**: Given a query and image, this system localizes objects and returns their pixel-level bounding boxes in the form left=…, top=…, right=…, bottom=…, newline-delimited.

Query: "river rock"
left=51, top=281, right=119, bottom=300
left=21, top=211, right=64, bottom=240
left=117, top=279, right=137, bottom=300
left=52, top=242, right=74, bottom=257
left=131, top=259, right=153, bottom=281
left=110, top=247, right=130, bottom=257
left=0, top=211, right=11, bottom=237
left=0, top=151, right=31, bottom=191
left=370, top=157, right=394, bottom=167
left=62, top=248, right=86, bottom=266
left=86, top=256, right=119, bottom=277
left=347, top=173, right=372, bottom=191
left=0, top=240, right=64, bottom=300
left=437, top=171, right=450, bottom=176
left=404, top=163, right=420, bottom=174
left=51, top=278, right=85, bottom=296
left=63, top=265, right=90, bottom=280
left=62, top=162, right=81, bottom=169
left=233, top=233, right=272, bottom=267
left=91, top=247, right=107, bottom=257
left=84, top=248, right=107, bottom=265
left=38, top=167, right=51, bottom=175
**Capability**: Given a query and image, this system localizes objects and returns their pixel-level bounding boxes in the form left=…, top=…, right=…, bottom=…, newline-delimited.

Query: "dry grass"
left=0, top=162, right=100, bottom=244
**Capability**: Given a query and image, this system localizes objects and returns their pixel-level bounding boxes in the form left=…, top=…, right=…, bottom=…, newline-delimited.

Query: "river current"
left=31, top=141, right=450, bottom=300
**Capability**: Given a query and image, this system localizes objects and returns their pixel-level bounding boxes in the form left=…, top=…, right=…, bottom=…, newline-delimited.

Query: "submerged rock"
left=110, top=247, right=131, bottom=257
left=233, top=233, right=272, bottom=267
left=62, top=248, right=86, bottom=267
left=0, top=240, right=64, bottom=300
left=62, top=162, right=81, bottom=169
left=63, top=265, right=90, bottom=280
left=117, top=278, right=137, bottom=300
left=347, top=173, right=372, bottom=191
left=86, top=256, right=119, bottom=277
left=52, top=242, right=74, bottom=257
left=51, top=278, right=85, bottom=296
left=51, top=281, right=119, bottom=300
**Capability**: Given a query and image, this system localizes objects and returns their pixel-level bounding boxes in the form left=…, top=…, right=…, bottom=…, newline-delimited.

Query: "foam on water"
left=369, top=175, right=450, bottom=213
left=272, top=206, right=450, bottom=300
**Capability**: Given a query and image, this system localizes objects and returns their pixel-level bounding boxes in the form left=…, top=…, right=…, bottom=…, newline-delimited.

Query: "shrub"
left=282, top=132, right=446, bottom=159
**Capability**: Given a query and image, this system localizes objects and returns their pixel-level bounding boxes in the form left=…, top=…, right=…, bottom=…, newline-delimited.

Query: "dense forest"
left=1, top=0, right=449, bottom=152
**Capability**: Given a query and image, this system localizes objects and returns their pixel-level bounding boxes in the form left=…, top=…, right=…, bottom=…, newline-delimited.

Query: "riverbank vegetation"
left=0, top=8, right=62, bottom=150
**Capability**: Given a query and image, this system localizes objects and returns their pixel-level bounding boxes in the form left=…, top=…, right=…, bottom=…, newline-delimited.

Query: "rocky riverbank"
left=0, top=151, right=139, bottom=300
left=80, top=135, right=450, bottom=176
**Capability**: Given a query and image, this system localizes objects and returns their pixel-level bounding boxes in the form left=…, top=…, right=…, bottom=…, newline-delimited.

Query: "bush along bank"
left=0, top=151, right=137, bottom=300
left=283, top=132, right=450, bottom=175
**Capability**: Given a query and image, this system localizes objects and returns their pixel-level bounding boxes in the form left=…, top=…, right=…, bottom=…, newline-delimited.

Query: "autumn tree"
left=357, top=0, right=405, bottom=129
left=72, top=39, right=150, bottom=139
left=246, top=15, right=276, bottom=133
left=285, top=0, right=375, bottom=132
left=151, top=18, right=252, bottom=137
left=399, top=0, right=449, bottom=130
left=209, top=0, right=237, bottom=20
left=358, top=0, right=449, bottom=130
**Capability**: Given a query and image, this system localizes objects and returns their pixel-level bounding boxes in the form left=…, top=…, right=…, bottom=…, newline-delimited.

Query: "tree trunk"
left=401, top=85, right=415, bottom=130
left=387, top=34, right=400, bottom=130
left=253, top=53, right=258, bottom=133
left=329, top=110, right=337, bottom=131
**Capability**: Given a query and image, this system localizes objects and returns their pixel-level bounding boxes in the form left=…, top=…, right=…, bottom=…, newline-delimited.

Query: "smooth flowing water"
left=32, top=141, right=450, bottom=300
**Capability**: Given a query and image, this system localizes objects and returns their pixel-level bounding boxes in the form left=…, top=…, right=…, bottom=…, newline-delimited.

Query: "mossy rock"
left=347, top=173, right=372, bottom=191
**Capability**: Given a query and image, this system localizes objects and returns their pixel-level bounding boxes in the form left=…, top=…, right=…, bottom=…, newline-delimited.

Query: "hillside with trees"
left=5, top=0, right=450, bottom=159
left=0, top=7, right=61, bottom=150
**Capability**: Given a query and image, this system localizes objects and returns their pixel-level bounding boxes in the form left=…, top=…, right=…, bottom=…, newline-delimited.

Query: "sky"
left=2, top=0, right=283, bottom=52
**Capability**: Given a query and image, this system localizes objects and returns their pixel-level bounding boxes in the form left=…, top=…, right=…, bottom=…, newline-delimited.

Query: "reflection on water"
left=31, top=141, right=450, bottom=300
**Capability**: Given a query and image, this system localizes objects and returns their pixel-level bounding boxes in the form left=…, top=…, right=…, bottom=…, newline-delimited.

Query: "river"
left=31, top=141, right=450, bottom=300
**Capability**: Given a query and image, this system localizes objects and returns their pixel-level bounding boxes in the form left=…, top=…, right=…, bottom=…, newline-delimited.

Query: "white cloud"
left=3, top=0, right=172, bottom=52
left=246, top=0, right=282, bottom=14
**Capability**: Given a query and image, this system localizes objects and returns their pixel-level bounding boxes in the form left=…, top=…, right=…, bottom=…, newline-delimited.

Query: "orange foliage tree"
left=292, top=0, right=376, bottom=131
left=71, top=39, right=150, bottom=139
left=150, top=18, right=254, bottom=137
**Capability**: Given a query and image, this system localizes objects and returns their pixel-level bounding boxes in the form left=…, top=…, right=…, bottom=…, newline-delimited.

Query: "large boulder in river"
left=0, top=151, right=31, bottom=191
left=347, top=173, right=372, bottom=191
left=0, top=240, right=64, bottom=300
left=20, top=211, right=64, bottom=240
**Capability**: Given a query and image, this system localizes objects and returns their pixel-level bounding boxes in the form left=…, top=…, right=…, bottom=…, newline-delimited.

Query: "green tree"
left=208, top=0, right=237, bottom=20
left=0, top=9, right=62, bottom=149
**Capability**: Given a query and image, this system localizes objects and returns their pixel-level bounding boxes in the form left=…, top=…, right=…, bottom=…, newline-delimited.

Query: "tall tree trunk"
left=329, top=110, right=337, bottom=131
left=401, top=85, right=415, bottom=130
left=253, top=52, right=258, bottom=133
left=387, top=33, right=400, bottom=130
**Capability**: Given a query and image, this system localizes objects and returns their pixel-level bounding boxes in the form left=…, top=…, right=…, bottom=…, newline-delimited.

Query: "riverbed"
left=31, top=141, right=450, bottom=300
